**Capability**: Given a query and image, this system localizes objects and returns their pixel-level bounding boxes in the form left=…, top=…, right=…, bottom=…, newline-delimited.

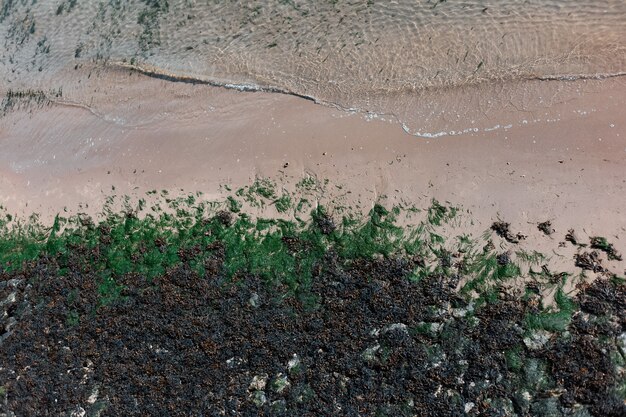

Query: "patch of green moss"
left=273, top=194, right=292, bottom=213
left=505, top=346, right=523, bottom=372
left=524, top=288, right=576, bottom=332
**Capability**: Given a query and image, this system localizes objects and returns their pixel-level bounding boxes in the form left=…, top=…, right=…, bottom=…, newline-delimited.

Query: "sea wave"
left=1, top=0, right=625, bottom=136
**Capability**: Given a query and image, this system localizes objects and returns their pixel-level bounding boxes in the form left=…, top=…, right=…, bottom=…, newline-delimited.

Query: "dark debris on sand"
left=537, top=221, right=554, bottom=236
left=575, top=251, right=604, bottom=273
left=565, top=229, right=581, bottom=246
left=590, top=236, right=623, bottom=261
left=491, top=221, right=525, bottom=244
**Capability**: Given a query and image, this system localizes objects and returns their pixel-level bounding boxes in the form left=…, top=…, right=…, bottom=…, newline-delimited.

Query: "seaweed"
left=590, top=236, right=623, bottom=261
left=537, top=221, right=554, bottom=236
left=491, top=221, right=524, bottom=244
left=575, top=251, right=604, bottom=273
left=0, top=188, right=624, bottom=416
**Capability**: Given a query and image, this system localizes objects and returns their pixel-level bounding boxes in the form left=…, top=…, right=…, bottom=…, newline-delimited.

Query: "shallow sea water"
left=1, top=0, right=625, bottom=135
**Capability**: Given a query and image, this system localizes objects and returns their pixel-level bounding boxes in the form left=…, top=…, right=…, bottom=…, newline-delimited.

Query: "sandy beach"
left=2, top=70, right=626, bottom=415
left=2, top=2, right=626, bottom=415
left=1, top=68, right=625, bottom=266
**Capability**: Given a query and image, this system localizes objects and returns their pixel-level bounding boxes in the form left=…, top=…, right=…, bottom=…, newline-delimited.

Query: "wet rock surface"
left=1, top=257, right=625, bottom=416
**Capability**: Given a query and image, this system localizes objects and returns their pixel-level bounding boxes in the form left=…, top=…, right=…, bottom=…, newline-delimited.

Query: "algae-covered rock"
left=524, top=330, right=553, bottom=350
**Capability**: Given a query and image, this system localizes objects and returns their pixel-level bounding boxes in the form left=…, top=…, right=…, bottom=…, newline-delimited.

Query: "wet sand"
left=2, top=1, right=625, bottom=137
left=1, top=70, right=625, bottom=269
left=2, top=4, right=626, bottom=414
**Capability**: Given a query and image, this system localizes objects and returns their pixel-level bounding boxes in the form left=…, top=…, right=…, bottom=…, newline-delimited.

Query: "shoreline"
left=1, top=70, right=625, bottom=270
left=2, top=2, right=625, bottom=414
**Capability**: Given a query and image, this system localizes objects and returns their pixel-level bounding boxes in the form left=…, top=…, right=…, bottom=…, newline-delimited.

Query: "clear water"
left=1, top=0, right=625, bottom=135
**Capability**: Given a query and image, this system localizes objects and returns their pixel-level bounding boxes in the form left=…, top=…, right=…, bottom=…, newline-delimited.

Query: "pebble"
left=523, top=330, right=552, bottom=350
left=249, top=374, right=267, bottom=391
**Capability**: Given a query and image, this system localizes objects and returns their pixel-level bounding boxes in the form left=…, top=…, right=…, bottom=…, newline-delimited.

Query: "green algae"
left=524, top=288, right=576, bottom=333
left=2, top=183, right=625, bottom=416
left=0, top=179, right=619, bottom=338
left=0, top=184, right=564, bottom=310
